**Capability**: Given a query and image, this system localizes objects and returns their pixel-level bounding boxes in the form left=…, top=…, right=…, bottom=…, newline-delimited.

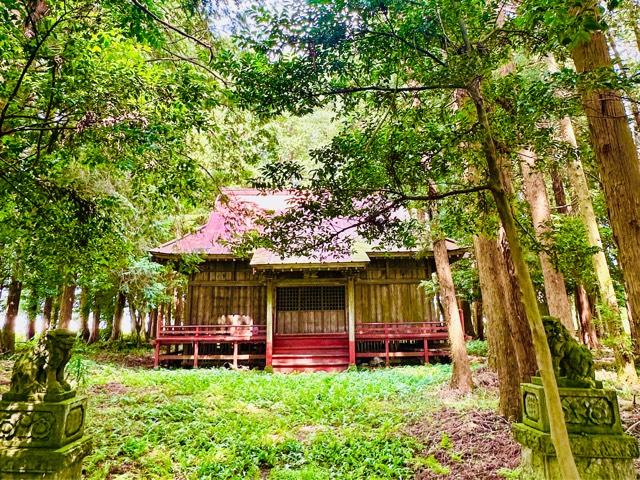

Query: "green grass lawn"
left=0, top=341, right=507, bottom=480
left=68, top=357, right=495, bottom=480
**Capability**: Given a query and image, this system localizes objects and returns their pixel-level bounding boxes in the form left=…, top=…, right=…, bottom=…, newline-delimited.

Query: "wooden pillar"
left=347, top=277, right=356, bottom=365
left=233, top=342, right=239, bottom=369
left=266, top=280, right=274, bottom=367
left=193, top=325, right=199, bottom=369
left=423, top=338, right=430, bottom=364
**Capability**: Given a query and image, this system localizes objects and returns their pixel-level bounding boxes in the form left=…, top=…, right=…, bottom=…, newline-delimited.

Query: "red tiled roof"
left=150, top=189, right=463, bottom=265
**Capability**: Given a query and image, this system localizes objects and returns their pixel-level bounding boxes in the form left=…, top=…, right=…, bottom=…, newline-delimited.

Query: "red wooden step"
left=273, top=365, right=348, bottom=373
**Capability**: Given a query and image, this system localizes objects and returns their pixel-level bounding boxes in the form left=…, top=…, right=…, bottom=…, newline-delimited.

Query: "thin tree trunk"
left=58, top=284, right=76, bottom=329
left=520, top=149, right=575, bottom=331
left=474, top=235, right=522, bottom=419
left=88, top=300, right=100, bottom=344
left=458, top=298, right=474, bottom=337
left=109, top=291, right=126, bottom=342
left=571, top=31, right=640, bottom=365
left=79, top=289, right=91, bottom=342
left=175, top=289, right=184, bottom=325
left=473, top=300, right=484, bottom=340
left=433, top=237, right=474, bottom=392
left=3, top=279, right=22, bottom=352
left=549, top=162, right=601, bottom=349
left=468, top=80, right=580, bottom=479
left=42, top=296, right=52, bottom=331
left=498, top=231, right=539, bottom=379
left=576, top=285, right=599, bottom=349
left=148, top=308, right=158, bottom=340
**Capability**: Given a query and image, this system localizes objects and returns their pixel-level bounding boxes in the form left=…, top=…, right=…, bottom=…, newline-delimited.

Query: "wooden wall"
left=187, top=260, right=266, bottom=325
left=185, top=257, right=436, bottom=327
left=354, top=258, right=436, bottom=324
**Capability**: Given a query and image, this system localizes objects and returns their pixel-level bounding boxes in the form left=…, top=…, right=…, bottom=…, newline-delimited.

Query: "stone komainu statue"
left=542, top=316, right=596, bottom=388
left=3, top=329, right=76, bottom=401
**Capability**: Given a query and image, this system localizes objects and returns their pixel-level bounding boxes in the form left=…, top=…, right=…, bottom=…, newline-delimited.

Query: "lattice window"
left=277, top=286, right=345, bottom=311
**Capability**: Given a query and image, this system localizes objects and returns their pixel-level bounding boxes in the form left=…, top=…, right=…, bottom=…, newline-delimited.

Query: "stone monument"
left=513, top=316, right=639, bottom=479
left=0, top=329, right=92, bottom=479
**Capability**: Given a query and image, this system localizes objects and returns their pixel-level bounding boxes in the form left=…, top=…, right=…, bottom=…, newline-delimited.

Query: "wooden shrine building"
left=150, top=189, right=464, bottom=372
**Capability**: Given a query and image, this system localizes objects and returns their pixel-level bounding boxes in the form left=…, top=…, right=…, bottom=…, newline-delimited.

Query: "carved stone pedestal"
left=0, top=396, right=92, bottom=479
left=513, top=378, right=639, bottom=480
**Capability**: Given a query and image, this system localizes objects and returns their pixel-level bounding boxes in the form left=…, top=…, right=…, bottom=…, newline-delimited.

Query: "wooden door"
left=275, top=286, right=346, bottom=334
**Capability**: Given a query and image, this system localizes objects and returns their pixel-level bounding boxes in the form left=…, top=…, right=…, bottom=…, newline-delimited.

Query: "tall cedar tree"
left=231, top=2, right=588, bottom=475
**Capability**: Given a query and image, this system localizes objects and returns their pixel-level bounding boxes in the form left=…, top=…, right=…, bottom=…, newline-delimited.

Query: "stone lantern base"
left=513, top=379, right=639, bottom=480
left=0, top=396, right=92, bottom=479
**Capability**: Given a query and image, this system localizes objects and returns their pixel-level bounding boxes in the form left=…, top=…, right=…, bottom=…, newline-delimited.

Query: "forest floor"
left=1, top=342, right=639, bottom=480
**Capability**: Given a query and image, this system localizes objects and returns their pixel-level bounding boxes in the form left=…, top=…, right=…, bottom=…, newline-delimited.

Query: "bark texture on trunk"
left=58, top=284, right=76, bottom=329
left=474, top=235, right=521, bottom=419
left=520, top=150, right=574, bottom=331
left=576, top=285, right=599, bottom=348
left=469, top=81, right=580, bottom=479
left=434, top=238, right=474, bottom=392
left=174, top=289, right=184, bottom=325
left=109, top=291, right=126, bottom=342
left=498, top=232, right=538, bottom=379
left=3, top=279, right=22, bottom=352
left=571, top=31, right=640, bottom=354
left=149, top=308, right=158, bottom=340
left=459, top=298, right=475, bottom=337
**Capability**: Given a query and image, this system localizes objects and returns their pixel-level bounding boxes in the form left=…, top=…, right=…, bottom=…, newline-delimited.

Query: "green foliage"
left=540, top=215, right=599, bottom=291
left=413, top=454, right=451, bottom=475
left=467, top=340, right=489, bottom=357
left=451, top=258, right=480, bottom=302
left=78, top=361, right=461, bottom=479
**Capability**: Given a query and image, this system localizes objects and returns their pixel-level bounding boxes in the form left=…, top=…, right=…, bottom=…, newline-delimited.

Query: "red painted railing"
left=354, top=321, right=449, bottom=365
left=158, top=324, right=266, bottom=339
left=354, top=321, right=448, bottom=338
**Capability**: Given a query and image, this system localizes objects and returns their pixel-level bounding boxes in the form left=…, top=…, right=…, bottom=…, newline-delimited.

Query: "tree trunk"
left=88, top=300, right=100, bottom=344
left=79, top=289, right=91, bottom=342
left=459, top=298, right=474, bottom=337
left=58, top=284, right=76, bottom=329
left=148, top=308, right=158, bottom=340
left=468, top=80, right=580, bottom=478
left=42, top=296, right=53, bottom=330
left=576, top=285, right=599, bottom=349
left=497, top=231, right=539, bottom=379
left=175, top=289, right=184, bottom=325
left=571, top=31, right=640, bottom=362
left=520, top=149, right=575, bottom=331
left=109, top=291, right=126, bottom=342
left=433, top=238, right=474, bottom=392
left=3, top=279, right=22, bottom=352
left=474, top=235, right=522, bottom=419
left=473, top=300, right=484, bottom=340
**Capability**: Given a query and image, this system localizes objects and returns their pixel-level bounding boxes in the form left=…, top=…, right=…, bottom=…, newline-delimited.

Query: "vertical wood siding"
left=185, top=258, right=435, bottom=328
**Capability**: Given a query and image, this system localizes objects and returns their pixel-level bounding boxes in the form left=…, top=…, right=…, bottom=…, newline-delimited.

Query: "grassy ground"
left=3, top=339, right=640, bottom=479
left=0, top=342, right=513, bottom=479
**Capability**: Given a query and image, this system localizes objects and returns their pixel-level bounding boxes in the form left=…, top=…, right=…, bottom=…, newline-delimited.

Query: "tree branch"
left=316, top=84, right=462, bottom=97
left=130, top=0, right=214, bottom=58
